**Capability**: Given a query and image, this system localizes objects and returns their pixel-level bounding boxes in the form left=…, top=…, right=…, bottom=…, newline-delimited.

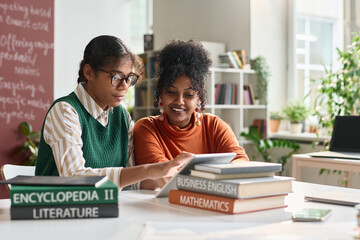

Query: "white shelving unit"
left=133, top=64, right=269, bottom=145
left=133, top=51, right=159, bottom=121
left=206, top=67, right=268, bottom=145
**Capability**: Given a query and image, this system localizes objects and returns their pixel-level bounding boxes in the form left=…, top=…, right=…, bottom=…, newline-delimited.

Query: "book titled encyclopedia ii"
left=10, top=179, right=118, bottom=207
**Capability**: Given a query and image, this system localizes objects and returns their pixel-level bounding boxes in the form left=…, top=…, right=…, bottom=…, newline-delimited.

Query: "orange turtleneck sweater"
left=133, top=112, right=249, bottom=165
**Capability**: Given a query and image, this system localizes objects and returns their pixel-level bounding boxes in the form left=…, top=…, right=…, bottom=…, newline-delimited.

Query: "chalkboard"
left=0, top=0, right=54, bottom=198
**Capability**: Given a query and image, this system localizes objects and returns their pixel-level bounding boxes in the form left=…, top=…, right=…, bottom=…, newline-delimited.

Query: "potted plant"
left=240, top=127, right=300, bottom=175
left=312, top=33, right=360, bottom=186
left=252, top=56, right=269, bottom=105
left=314, top=33, right=360, bottom=134
left=282, top=101, right=310, bottom=133
left=17, top=122, right=40, bottom=166
left=269, top=111, right=283, bottom=133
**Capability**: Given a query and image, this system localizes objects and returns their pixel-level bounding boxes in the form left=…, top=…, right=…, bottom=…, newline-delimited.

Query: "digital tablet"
left=155, top=152, right=236, bottom=198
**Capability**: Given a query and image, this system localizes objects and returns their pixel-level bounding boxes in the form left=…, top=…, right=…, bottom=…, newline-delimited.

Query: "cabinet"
left=206, top=67, right=268, bottom=145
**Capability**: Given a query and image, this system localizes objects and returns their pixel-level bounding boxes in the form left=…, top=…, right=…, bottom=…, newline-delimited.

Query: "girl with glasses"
left=35, top=35, right=192, bottom=190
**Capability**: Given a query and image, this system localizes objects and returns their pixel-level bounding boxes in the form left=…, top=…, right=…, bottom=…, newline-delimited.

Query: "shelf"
left=207, top=105, right=267, bottom=110
left=210, top=67, right=256, bottom=74
left=269, top=131, right=330, bottom=143
left=134, top=62, right=268, bottom=140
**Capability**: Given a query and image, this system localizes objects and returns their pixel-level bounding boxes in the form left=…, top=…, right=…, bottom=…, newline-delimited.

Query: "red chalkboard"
left=0, top=0, right=54, bottom=198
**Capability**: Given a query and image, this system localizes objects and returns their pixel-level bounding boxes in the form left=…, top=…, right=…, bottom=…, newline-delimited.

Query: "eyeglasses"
left=96, top=68, right=139, bottom=87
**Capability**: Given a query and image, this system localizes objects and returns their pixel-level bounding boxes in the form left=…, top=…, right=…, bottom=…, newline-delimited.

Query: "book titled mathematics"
left=168, top=189, right=287, bottom=214
left=10, top=179, right=118, bottom=207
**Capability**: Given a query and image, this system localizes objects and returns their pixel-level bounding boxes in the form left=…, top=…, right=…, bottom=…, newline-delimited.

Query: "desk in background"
left=0, top=181, right=359, bottom=240
left=292, top=154, right=360, bottom=186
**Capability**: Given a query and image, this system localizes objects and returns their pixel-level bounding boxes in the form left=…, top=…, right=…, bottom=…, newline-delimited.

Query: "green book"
left=10, top=179, right=118, bottom=207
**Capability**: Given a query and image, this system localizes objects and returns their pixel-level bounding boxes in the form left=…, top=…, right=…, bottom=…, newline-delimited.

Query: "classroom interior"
left=1, top=1, right=360, bottom=239
left=54, top=0, right=360, bottom=189
left=1, top=0, right=360, bottom=200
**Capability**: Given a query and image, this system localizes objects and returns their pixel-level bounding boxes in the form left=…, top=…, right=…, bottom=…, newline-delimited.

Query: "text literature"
left=169, top=189, right=287, bottom=214
left=11, top=203, right=118, bottom=220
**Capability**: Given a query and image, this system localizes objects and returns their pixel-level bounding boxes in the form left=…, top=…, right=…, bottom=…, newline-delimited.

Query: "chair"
left=0, top=164, right=36, bottom=192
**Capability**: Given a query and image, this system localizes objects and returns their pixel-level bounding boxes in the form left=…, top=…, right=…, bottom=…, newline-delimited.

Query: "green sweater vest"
left=35, top=92, right=129, bottom=176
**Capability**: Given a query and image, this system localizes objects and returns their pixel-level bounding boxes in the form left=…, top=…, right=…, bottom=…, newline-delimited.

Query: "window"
left=122, top=0, right=153, bottom=112
left=290, top=0, right=343, bottom=107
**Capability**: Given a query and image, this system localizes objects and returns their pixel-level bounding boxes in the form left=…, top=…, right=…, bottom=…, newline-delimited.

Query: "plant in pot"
left=17, top=121, right=40, bottom=166
left=282, top=101, right=310, bottom=134
left=252, top=56, right=270, bottom=105
left=314, top=33, right=360, bottom=135
left=240, top=127, right=300, bottom=175
left=269, top=111, right=283, bottom=133
left=312, top=33, right=360, bottom=186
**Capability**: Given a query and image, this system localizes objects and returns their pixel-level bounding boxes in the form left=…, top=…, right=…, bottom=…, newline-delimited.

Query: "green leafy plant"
left=270, top=111, right=283, bottom=120
left=18, top=122, right=40, bottom=166
left=314, top=33, right=360, bottom=133
left=311, top=34, right=360, bottom=186
left=241, top=127, right=300, bottom=175
left=252, top=56, right=270, bottom=105
left=283, top=101, right=310, bottom=123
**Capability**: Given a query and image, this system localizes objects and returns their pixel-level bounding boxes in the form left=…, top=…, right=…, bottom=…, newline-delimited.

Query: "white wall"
left=250, top=0, right=288, bottom=112
left=54, top=0, right=131, bottom=99
left=153, top=0, right=251, bottom=52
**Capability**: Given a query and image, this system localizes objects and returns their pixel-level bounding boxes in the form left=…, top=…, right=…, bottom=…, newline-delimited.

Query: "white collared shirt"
left=43, top=83, right=135, bottom=189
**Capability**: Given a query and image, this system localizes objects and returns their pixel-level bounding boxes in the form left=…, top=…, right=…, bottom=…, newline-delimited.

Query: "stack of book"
left=219, top=50, right=250, bottom=70
left=169, top=161, right=294, bottom=214
left=2, top=175, right=119, bottom=220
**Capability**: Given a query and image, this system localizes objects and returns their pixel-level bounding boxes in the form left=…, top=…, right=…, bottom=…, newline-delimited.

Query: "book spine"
left=169, top=189, right=236, bottom=214
left=11, top=203, right=118, bottom=220
left=227, top=52, right=239, bottom=69
left=11, top=187, right=118, bottom=207
left=176, top=175, right=239, bottom=198
left=232, top=51, right=243, bottom=69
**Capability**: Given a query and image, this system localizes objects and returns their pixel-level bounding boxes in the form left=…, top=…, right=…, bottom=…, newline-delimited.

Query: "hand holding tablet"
left=155, top=152, right=236, bottom=198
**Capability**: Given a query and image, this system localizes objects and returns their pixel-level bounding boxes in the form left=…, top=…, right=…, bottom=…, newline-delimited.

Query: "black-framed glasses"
left=96, top=68, right=139, bottom=87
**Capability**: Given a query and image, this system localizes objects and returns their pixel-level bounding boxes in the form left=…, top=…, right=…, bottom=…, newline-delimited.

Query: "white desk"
left=0, top=182, right=359, bottom=240
left=292, top=154, right=360, bottom=183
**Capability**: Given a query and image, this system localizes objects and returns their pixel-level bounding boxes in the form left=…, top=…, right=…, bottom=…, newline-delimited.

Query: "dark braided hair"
left=154, top=40, right=212, bottom=111
left=77, top=35, right=144, bottom=84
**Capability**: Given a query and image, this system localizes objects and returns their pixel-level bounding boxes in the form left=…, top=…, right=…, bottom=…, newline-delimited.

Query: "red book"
left=232, top=84, right=237, bottom=104
left=214, top=84, right=221, bottom=104
left=169, top=189, right=287, bottom=214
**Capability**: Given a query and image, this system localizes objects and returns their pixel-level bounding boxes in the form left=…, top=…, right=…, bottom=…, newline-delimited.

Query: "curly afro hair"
left=154, top=40, right=212, bottom=111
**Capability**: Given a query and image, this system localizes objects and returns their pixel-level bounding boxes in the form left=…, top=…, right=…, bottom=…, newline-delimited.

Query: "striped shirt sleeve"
left=43, top=101, right=135, bottom=189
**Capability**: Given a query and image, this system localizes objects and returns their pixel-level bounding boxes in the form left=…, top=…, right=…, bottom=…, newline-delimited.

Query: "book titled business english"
left=168, top=189, right=287, bottom=214
left=176, top=175, right=293, bottom=199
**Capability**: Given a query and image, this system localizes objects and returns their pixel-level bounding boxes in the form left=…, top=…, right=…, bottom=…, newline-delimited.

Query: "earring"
left=158, top=101, right=164, bottom=121
left=195, top=104, right=201, bottom=126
